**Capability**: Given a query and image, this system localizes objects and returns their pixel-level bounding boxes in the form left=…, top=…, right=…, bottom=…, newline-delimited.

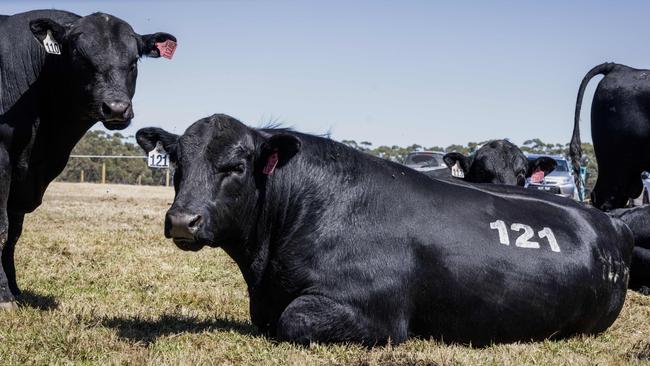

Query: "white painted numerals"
left=538, top=227, right=560, bottom=252
left=489, top=220, right=561, bottom=252
left=489, top=220, right=509, bottom=245
left=510, top=223, right=539, bottom=249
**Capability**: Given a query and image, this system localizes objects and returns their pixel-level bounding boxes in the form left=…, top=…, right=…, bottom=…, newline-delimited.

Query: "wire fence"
left=58, top=155, right=171, bottom=186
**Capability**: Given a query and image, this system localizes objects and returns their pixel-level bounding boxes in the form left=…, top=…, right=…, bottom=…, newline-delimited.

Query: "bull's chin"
left=172, top=238, right=206, bottom=252
left=101, top=119, right=132, bottom=130
left=172, top=238, right=219, bottom=252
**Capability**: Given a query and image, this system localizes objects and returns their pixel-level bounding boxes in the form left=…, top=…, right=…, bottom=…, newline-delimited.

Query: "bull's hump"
left=15, top=9, right=80, bottom=23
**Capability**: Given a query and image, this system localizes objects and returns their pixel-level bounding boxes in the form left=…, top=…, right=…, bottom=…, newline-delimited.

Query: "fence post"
left=80, top=170, right=84, bottom=183
left=165, top=168, right=170, bottom=187
left=101, top=163, right=106, bottom=184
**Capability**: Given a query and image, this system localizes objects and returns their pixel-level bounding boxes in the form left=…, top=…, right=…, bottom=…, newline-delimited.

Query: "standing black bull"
left=0, top=9, right=175, bottom=308
left=137, top=114, right=633, bottom=346
left=426, top=139, right=556, bottom=186
left=570, top=62, right=650, bottom=210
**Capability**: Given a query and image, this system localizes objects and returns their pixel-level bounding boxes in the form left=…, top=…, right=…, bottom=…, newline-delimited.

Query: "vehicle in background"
left=630, top=172, right=650, bottom=206
left=524, top=154, right=577, bottom=199
left=403, top=151, right=447, bottom=172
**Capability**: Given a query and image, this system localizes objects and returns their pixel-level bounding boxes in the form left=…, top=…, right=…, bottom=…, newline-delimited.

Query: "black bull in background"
left=425, top=139, right=557, bottom=186
left=608, top=206, right=650, bottom=293
left=570, top=62, right=650, bottom=211
left=0, top=9, right=175, bottom=308
left=137, top=114, right=634, bottom=346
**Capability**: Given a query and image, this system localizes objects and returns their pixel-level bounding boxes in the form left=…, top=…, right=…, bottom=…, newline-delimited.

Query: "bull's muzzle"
left=101, top=99, right=133, bottom=129
left=165, top=211, right=202, bottom=240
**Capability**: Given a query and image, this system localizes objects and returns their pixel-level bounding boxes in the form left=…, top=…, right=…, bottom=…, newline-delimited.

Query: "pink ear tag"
left=155, top=40, right=177, bottom=59
left=530, top=168, right=545, bottom=184
left=263, top=152, right=279, bottom=175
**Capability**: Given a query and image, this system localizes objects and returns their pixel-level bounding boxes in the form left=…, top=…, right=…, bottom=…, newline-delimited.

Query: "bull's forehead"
left=71, top=13, right=139, bottom=61
left=477, top=142, right=523, bottom=165
left=179, top=116, right=254, bottom=157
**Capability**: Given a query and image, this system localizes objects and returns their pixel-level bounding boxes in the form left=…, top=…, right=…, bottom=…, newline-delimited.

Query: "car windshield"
left=553, top=159, right=569, bottom=172
left=404, top=153, right=443, bottom=168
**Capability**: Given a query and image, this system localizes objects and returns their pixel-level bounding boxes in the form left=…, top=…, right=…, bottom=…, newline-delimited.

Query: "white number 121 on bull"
left=148, top=141, right=169, bottom=169
left=489, top=220, right=560, bottom=252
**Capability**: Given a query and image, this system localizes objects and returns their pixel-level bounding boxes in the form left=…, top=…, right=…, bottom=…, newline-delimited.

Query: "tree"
left=58, top=131, right=168, bottom=185
left=340, top=137, right=598, bottom=191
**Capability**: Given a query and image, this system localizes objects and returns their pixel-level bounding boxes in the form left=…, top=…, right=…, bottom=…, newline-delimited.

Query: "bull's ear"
left=443, top=152, right=471, bottom=174
left=136, top=127, right=179, bottom=154
left=527, top=157, right=556, bottom=177
left=140, top=32, right=177, bottom=58
left=30, top=18, right=67, bottom=46
left=259, top=134, right=301, bottom=174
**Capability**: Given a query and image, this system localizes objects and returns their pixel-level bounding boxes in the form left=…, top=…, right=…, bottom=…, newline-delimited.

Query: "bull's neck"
left=226, top=154, right=326, bottom=290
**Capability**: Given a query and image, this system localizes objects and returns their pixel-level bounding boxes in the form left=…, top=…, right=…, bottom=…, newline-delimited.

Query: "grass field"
left=0, top=182, right=648, bottom=365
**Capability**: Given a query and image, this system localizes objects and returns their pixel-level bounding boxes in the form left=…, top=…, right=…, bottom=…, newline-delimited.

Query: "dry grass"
left=0, top=182, right=648, bottom=365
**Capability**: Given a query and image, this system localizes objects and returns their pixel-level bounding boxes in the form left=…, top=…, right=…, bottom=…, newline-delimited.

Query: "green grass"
left=0, top=182, right=648, bottom=365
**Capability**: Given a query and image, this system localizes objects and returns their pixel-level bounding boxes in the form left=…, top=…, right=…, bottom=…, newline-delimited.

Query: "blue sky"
left=5, top=1, right=650, bottom=147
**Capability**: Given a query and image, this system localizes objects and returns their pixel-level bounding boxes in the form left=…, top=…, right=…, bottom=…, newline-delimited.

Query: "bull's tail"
left=570, top=62, right=618, bottom=201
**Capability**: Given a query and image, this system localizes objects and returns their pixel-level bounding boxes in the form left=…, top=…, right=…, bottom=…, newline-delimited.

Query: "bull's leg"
left=629, top=247, right=650, bottom=294
left=275, top=295, right=406, bottom=346
left=592, top=169, right=631, bottom=210
left=3, top=212, right=24, bottom=296
left=0, top=147, right=16, bottom=309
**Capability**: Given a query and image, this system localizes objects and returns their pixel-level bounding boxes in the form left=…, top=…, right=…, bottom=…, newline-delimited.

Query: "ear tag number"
left=155, top=40, right=177, bottom=59
left=451, top=162, right=465, bottom=178
left=263, top=152, right=279, bottom=175
left=530, top=168, right=545, bottom=183
left=43, top=30, right=61, bottom=55
left=148, top=141, right=169, bottom=168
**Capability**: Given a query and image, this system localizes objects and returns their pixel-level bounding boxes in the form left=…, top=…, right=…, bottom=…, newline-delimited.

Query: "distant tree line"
left=342, top=138, right=598, bottom=191
left=57, top=131, right=598, bottom=190
left=58, top=131, right=168, bottom=185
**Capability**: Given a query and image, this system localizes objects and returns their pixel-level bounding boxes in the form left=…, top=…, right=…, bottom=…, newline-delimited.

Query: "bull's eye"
left=232, top=164, right=245, bottom=174
left=219, top=163, right=245, bottom=176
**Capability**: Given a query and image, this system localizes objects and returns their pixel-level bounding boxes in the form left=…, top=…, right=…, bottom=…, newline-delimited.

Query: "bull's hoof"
left=0, top=301, right=18, bottom=310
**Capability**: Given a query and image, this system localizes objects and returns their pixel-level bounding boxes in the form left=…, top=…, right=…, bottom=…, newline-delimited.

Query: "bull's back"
left=592, top=67, right=650, bottom=137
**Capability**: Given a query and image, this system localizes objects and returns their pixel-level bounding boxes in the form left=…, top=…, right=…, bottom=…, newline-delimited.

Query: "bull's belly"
left=407, top=254, right=628, bottom=344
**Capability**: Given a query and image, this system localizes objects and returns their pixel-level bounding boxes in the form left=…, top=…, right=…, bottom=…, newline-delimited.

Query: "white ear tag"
left=43, top=30, right=61, bottom=55
left=147, top=141, right=170, bottom=168
left=451, top=162, right=465, bottom=178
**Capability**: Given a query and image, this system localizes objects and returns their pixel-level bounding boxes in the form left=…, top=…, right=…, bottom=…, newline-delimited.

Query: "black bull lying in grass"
left=137, top=114, right=633, bottom=346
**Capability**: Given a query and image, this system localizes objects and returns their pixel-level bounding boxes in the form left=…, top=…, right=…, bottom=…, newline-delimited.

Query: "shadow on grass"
left=102, top=314, right=259, bottom=344
left=18, top=289, right=59, bottom=310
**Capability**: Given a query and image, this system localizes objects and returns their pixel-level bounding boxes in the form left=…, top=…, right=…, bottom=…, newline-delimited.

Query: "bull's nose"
left=165, top=212, right=202, bottom=240
left=101, top=100, right=133, bottom=121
